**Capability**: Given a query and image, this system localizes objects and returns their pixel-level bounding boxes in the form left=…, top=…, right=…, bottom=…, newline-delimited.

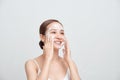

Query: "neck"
left=42, top=48, right=60, bottom=62
left=52, top=49, right=59, bottom=61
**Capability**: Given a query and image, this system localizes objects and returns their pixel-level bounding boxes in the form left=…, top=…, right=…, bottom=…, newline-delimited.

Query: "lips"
left=54, top=41, right=62, bottom=45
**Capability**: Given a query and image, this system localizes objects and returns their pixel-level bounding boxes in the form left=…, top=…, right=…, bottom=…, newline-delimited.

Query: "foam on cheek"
left=45, top=28, right=51, bottom=37
left=46, top=29, right=52, bottom=37
left=45, top=29, right=55, bottom=41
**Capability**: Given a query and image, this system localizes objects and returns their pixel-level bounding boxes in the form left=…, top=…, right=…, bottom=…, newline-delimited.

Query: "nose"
left=55, top=33, right=64, bottom=40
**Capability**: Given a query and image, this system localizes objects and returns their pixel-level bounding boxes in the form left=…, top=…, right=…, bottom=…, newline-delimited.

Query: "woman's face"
left=45, top=22, right=65, bottom=49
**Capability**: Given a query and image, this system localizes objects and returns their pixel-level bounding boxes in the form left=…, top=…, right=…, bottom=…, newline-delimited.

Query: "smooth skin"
left=25, top=22, right=80, bottom=80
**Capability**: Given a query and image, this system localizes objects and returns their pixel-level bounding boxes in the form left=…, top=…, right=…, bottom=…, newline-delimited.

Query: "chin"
left=53, top=42, right=64, bottom=49
left=54, top=45, right=63, bottom=50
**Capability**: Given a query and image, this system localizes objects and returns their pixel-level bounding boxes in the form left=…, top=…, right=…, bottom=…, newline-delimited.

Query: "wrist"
left=66, top=57, right=73, bottom=64
left=43, top=59, right=52, bottom=67
left=43, top=54, right=52, bottom=63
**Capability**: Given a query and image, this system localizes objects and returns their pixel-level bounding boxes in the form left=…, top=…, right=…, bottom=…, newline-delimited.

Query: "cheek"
left=49, top=34, right=55, bottom=38
left=62, top=35, right=65, bottom=40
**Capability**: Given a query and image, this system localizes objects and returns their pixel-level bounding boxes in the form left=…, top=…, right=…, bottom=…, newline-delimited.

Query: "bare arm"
left=25, top=60, right=38, bottom=80
left=25, top=33, right=54, bottom=80
left=67, top=59, right=81, bottom=80
left=63, top=37, right=81, bottom=80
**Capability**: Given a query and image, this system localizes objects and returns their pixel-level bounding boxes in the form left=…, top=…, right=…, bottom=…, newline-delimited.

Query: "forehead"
left=47, top=22, right=64, bottom=30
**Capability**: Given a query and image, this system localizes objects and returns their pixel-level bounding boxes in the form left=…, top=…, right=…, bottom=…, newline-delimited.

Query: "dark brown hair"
left=39, top=19, right=63, bottom=49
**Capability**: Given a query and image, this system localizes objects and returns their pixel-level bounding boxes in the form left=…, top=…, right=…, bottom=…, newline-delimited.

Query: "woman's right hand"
left=43, top=33, right=54, bottom=61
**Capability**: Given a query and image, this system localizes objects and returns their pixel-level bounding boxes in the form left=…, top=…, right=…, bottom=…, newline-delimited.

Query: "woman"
left=25, top=19, right=80, bottom=80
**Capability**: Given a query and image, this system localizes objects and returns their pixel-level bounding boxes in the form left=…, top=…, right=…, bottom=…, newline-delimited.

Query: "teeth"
left=55, top=42, right=61, bottom=44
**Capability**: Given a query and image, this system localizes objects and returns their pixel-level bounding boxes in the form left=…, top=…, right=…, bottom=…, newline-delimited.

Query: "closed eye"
left=51, top=31, right=56, bottom=34
left=61, top=32, right=64, bottom=35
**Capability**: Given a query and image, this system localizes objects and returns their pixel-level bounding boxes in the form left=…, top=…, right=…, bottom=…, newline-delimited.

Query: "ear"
left=40, top=34, right=45, bottom=42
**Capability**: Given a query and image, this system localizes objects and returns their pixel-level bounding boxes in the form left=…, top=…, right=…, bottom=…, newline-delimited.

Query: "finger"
left=44, top=34, right=50, bottom=47
left=49, top=35, right=54, bottom=46
left=45, top=28, right=51, bottom=36
left=64, top=38, right=70, bottom=52
left=63, top=36, right=67, bottom=45
left=63, top=38, right=67, bottom=48
left=61, top=42, right=65, bottom=46
left=62, top=48, right=65, bottom=54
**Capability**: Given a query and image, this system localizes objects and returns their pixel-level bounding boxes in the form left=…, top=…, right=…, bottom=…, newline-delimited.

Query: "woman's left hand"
left=62, top=37, right=72, bottom=63
left=63, top=37, right=81, bottom=80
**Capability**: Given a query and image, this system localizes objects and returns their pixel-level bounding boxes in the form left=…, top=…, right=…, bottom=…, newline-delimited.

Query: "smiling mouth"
left=54, top=41, right=62, bottom=45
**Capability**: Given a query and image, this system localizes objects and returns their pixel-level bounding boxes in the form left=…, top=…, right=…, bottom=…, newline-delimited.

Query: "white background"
left=0, top=0, right=120, bottom=80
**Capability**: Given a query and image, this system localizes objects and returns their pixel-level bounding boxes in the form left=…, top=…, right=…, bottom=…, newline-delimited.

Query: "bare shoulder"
left=25, top=55, right=41, bottom=67
left=25, top=59, right=33, bottom=66
left=25, top=59, right=36, bottom=71
left=25, top=59, right=39, bottom=78
left=25, top=55, right=43, bottom=71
